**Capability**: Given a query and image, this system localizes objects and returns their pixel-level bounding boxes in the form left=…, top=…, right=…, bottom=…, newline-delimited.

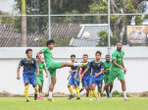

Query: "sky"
left=0, top=0, right=16, bottom=13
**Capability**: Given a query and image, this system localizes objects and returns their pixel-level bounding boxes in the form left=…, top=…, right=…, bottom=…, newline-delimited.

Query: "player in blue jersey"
left=67, top=55, right=80, bottom=100
left=80, top=54, right=91, bottom=97
left=84, top=51, right=104, bottom=101
left=17, top=49, right=39, bottom=102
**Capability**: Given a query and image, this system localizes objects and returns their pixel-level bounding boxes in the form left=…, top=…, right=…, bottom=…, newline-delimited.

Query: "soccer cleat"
left=76, top=97, right=80, bottom=100
left=124, top=96, right=128, bottom=101
left=68, top=95, right=74, bottom=100
left=34, top=93, right=38, bottom=100
left=79, top=88, right=84, bottom=93
left=26, top=99, right=30, bottom=102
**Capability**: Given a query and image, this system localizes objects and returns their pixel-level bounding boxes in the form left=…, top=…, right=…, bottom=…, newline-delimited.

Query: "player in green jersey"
left=36, top=56, right=48, bottom=100
left=37, top=40, right=83, bottom=101
left=103, top=55, right=113, bottom=98
left=110, top=42, right=127, bottom=100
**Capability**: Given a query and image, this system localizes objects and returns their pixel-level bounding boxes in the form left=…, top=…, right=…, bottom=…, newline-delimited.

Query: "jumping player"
left=110, top=42, right=128, bottom=100
left=67, top=55, right=80, bottom=100
left=37, top=40, right=82, bottom=101
left=17, top=48, right=39, bottom=102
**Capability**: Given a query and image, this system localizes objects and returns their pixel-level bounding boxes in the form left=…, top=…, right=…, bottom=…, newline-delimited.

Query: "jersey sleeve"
left=100, top=62, right=105, bottom=70
left=112, top=52, right=117, bottom=61
left=41, top=48, right=47, bottom=53
left=19, top=59, right=24, bottom=67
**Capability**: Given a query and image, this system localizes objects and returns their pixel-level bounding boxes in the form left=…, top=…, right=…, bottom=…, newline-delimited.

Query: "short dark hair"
left=70, top=54, right=76, bottom=58
left=47, top=40, right=55, bottom=46
left=116, top=41, right=122, bottom=45
left=105, top=54, right=110, bottom=57
left=83, top=54, right=88, bottom=57
left=96, top=51, right=102, bottom=56
left=25, top=48, right=32, bottom=54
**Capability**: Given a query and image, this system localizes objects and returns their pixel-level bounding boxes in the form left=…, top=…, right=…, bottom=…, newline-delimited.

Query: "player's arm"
left=122, top=60, right=127, bottom=74
left=37, top=51, right=42, bottom=59
left=43, top=64, right=48, bottom=78
left=17, top=66, right=21, bottom=80
left=95, top=63, right=104, bottom=77
left=67, top=70, right=72, bottom=80
left=112, top=60, right=122, bottom=69
left=17, top=59, right=24, bottom=80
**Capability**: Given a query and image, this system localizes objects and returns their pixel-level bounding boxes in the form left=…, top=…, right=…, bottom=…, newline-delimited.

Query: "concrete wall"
left=0, top=47, right=148, bottom=95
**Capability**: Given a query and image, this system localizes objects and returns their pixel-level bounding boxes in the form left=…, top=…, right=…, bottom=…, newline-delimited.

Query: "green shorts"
left=104, top=74, right=110, bottom=84
left=109, top=69, right=125, bottom=83
left=47, top=62, right=62, bottom=78
left=36, top=77, right=44, bottom=86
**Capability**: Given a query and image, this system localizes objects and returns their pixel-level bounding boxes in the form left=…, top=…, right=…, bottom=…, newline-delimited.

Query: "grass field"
left=0, top=97, right=148, bottom=110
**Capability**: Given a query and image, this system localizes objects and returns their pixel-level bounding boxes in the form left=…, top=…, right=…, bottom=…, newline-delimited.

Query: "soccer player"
left=103, top=55, right=113, bottom=98
left=85, top=51, right=104, bottom=101
left=67, top=55, right=80, bottom=100
left=37, top=40, right=82, bottom=101
left=80, top=54, right=91, bottom=97
left=110, top=42, right=127, bottom=100
left=17, top=49, right=39, bottom=102
left=36, top=56, right=48, bottom=100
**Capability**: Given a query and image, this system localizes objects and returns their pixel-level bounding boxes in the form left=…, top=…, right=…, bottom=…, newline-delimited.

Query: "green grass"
left=0, top=97, right=148, bottom=110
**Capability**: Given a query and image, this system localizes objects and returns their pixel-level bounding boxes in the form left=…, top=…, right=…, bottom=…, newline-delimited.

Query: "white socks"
left=123, top=91, right=127, bottom=100
left=48, top=91, right=53, bottom=99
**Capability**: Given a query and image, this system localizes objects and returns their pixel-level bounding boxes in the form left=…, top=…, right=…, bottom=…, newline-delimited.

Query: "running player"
left=80, top=54, right=91, bottom=97
left=35, top=56, right=48, bottom=100
left=103, top=55, right=113, bottom=98
left=67, top=55, right=80, bottom=100
left=37, top=40, right=82, bottom=101
left=17, top=49, right=39, bottom=102
left=84, top=51, right=104, bottom=101
left=110, top=42, right=128, bottom=100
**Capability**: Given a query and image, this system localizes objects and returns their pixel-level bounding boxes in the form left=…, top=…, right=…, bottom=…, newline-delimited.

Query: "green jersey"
left=104, top=61, right=112, bottom=75
left=35, top=62, right=46, bottom=78
left=41, top=47, right=54, bottom=68
left=111, top=50, right=125, bottom=71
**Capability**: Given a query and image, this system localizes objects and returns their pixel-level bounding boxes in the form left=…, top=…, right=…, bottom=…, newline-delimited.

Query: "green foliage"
left=97, top=31, right=108, bottom=46
left=135, top=16, right=143, bottom=25
left=53, top=36, right=71, bottom=47
left=39, top=37, right=47, bottom=47
left=0, top=11, right=14, bottom=24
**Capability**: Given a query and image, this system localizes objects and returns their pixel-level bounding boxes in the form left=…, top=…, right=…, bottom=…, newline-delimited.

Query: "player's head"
left=25, top=48, right=32, bottom=58
left=105, top=54, right=110, bottom=62
left=116, top=42, right=122, bottom=51
left=47, top=40, right=55, bottom=50
left=36, top=55, right=41, bottom=62
left=83, top=54, right=88, bottom=62
left=95, top=51, right=102, bottom=60
left=70, top=54, right=76, bottom=62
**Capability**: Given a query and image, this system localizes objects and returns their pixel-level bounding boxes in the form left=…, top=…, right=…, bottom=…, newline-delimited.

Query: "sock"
left=75, top=87, right=80, bottom=98
left=34, top=86, right=38, bottom=94
left=123, top=91, right=127, bottom=98
left=49, top=91, right=53, bottom=99
left=68, top=86, right=74, bottom=95
left=89, top=90, right=93, bottom=97
left=24, top=85, right=29, bottom=99
left=93, top=90, right=99, bottom=99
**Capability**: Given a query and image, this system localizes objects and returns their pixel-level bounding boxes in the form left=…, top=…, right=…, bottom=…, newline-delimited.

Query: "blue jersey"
left=89, top=60, right=104, bottom=78
left=70, top=65, right=79, bottom=77
left=19, top=58, right=38, bottom=75
left=81, top=62, right=91, bottom=77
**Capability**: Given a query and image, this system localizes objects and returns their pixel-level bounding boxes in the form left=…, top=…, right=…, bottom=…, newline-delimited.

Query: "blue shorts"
left=23, top=74, right=37, bottom=87
left=82, top=75, right=90, bottom=87
left=68, top=76, right=80, bottom=87
left=88, top=74, right=104, bottom=88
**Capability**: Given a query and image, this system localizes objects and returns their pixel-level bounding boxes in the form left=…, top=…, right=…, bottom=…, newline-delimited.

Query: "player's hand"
left=123, top=68, right=127, bottom=74
left=16, top=76, right=21, bottom=80
left=95, top=74, right=98, bottom=77
left=69, top=70, right=72, bottom=73
left=37, top=72, right=39, bottom=76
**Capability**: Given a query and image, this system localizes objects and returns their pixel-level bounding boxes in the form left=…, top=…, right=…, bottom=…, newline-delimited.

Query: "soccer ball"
left=83, top=31, right=90, bottom=39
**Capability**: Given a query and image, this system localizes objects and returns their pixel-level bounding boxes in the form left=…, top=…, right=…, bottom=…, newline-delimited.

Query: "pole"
left=21, top=0, right=27, bottom=47
left=108, top=0, right=111, bottom=55
left=48, top=0, right=51, bottom=40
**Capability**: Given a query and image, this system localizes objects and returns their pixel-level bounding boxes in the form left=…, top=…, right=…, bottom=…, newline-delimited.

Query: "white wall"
left=0, top=47, right=148, bottom=94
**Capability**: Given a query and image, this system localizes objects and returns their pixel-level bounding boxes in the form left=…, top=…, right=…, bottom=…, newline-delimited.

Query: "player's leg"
left=118, top=70, right=127, bottom=100
left=67, top=77, right=74, bottom=99
left=23, top=74, right=30, bottom=102
left=74, top=80, right=80, bottom=100
left=30, top=75, right=38, bottom=100
left=48, top=76, right=56, bottom=101
left=109, top=83, right=113, bottom=97
left=92, top=83, right=99, bottom=100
